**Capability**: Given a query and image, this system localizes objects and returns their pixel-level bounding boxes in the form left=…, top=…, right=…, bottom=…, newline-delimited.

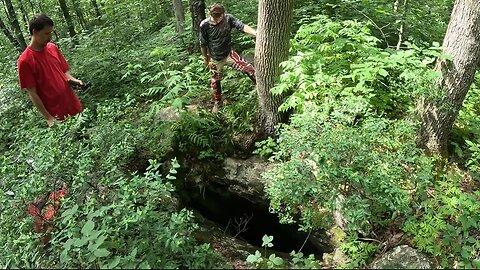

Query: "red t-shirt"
left=17, top=42, right=82, bottom=120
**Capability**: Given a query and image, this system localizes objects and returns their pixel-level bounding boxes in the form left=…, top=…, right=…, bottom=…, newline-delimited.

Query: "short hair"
left=29, top=14, right=54, bottom=35
left=209, top=3, right=225, bottom=17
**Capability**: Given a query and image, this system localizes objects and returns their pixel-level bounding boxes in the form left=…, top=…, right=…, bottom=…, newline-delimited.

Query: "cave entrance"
left=182, top=181, right=327, bottom=257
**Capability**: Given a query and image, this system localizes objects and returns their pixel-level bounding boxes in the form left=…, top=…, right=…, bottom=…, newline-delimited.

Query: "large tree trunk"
left=255, top=0, right=294, bottom=135
left=189, top=0, right=205, bottom=37
left=0, top=15, right=20, bottom=50
left=59, top=0, right=77, bottom=39
left=417, top=0, right=480, bottom=155
left=4, top=0, right=27, bottom=50
left=172, top=0, right=185, bottom=33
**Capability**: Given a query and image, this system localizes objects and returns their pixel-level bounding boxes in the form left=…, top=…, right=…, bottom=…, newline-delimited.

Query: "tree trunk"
left=4, top=0, right=27, bottom=50
left=395, top=0, right=408, bottom=50
left=189, top=0, right=205, bottom=37
left=18, top=0, right=30, bottom=27
left=0, top=15, right=20, bottom=50
left=172, top=0, right=185, bottom=33
left=90, top=0, right=102, bottom=19
left=71, top=0, right=87, bottom=30
left=25, top=0, right=41, bottom=14
left=255, top=0, right=294, bottom=135
left=417, top=0, right=480, bottom=155
left=58, top=0, right=77, bottom=39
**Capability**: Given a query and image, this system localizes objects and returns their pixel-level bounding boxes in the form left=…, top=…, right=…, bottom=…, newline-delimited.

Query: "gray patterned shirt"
left=199, top=14, right=245, bottom=60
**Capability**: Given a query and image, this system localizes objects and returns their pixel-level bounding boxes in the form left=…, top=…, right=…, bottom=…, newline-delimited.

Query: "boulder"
left=155, top=106, right=180, bottom=122
left=210, top=156, right=271, bottom=207
left=370, top=245, right=435, bottom=269
left=155, top=105, right=200, bottom=122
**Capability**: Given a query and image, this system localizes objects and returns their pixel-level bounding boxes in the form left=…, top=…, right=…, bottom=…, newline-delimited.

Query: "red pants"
left=209, top=51, right=255, bottom=102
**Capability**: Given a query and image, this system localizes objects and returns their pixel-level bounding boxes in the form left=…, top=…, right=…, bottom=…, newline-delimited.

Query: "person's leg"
left=209, top=58, right=226, bottom=112
left=226, top=51, right=256, bottom=84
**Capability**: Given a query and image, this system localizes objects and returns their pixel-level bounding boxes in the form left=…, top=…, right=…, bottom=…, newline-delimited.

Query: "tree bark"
left=189, top=0, right=205, bottom=37
left=395, top=0, right=408, bottom=50
left=90, top=0, right=102, bottom=19
left=172, top=0, right=185, bottom=33
left=255, top=0, right=294, bottom=135
left=71, top=0, right=87, bottom=30
left=0, top=15, right=20, bottom=49
left=59, top=0, right=77, bottom=39
left=4, top=0, right=27, bottom=50
left=17, top=0, right=30, bottom=27
left=417, top=0, right=480, bottom=155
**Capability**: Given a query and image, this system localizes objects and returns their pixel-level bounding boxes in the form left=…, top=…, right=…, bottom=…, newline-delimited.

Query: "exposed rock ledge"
left=370, top=245, right=435, bottom=269
left=210, top=156, right=272, bottom=207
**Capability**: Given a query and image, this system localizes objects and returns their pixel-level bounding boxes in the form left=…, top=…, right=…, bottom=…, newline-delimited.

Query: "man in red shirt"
left=17, top=14, right=83, bottom=127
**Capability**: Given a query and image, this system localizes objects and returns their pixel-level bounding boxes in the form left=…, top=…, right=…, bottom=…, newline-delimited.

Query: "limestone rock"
left=370, top=245, right=435, bottom=269
left=155, top=105, right=200, bottom=122
left=213, top=156, right=271, bottom=207
left=155, top=106, right=180, bottom=122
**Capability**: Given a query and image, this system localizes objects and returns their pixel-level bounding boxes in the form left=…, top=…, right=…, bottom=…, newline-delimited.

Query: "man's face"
left=210, top=13, right=224, bottom=25
left=33, top=25, right=53, bottom=47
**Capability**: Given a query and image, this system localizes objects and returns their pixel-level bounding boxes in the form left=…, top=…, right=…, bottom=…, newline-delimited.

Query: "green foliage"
left=273, top=16, right=441, bottom=121
left=246, top=235, right=322, bottom=269
left=0, top=97, right=227, bottom=268
left=54, top=160, right=222, bottom=269
left=220, top=79, right=258, bottom=134
left=264, top=111, right=434, bottom=235
left=340, top=237, right=378, bottom=268
left=2, top=1, right=477, bottom=269
left=402, top=170, right=480, bottom=269
left=133, top=46, right=208, bottom=108
left=1, top=158, right=226, bottom=268
left=291, top=0, right=452, bottom=47
left=253, top=137, right=278, bottom=159
left=170, top=111, right=227, bottom=160
left=452, top=74, right=480, bottom=173
left=262, top=18, right=438, bottom=239
left=257, top=16, right=457, bottom=268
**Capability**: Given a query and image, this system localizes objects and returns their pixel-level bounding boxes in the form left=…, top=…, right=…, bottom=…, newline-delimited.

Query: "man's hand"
left=68, top=79, right=84, bottom=90
left=243, top=25, right=257, bottom=37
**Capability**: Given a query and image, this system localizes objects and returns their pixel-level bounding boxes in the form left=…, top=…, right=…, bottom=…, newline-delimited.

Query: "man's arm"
left=201, top=46, right=211, bottom=66
left=25, top=87, right=55, bottom=127
left=65, top=72, right=83, bottom=86
left=243, top=24, right=256, bottom=37
left=199, top=21, right=211, bottom=66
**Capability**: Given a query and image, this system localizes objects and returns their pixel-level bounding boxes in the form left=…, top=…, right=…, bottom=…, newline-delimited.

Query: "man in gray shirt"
left=200, top=3, right=257, bottom=112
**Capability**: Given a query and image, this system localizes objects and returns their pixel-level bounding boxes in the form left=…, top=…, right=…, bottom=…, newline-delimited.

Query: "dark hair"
left=29, top=14, right=54, bottom=35
left=209, top=3, right=225, bottom=17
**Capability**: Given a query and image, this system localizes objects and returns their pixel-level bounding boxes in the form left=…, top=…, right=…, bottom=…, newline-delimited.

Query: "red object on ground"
left=27, top=186, right=68, bottom=243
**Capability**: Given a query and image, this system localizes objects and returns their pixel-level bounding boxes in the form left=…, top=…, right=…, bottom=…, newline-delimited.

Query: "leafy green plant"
left=0, top=94, right=228, bottom=268
left=263, top=111, right=434, bottom=234
left=170, top=111, right=228, bottom=160
left=402, top=172, right=480, bottom=269
left=253, top=17, right=452, bottom=268
left=253, top=137, right=278, bottom=160
left=273, top=16, right=442, bottom=122
left=340, top=237, right=378, bottom=268
left=246, top=235, right=322, bottom=269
